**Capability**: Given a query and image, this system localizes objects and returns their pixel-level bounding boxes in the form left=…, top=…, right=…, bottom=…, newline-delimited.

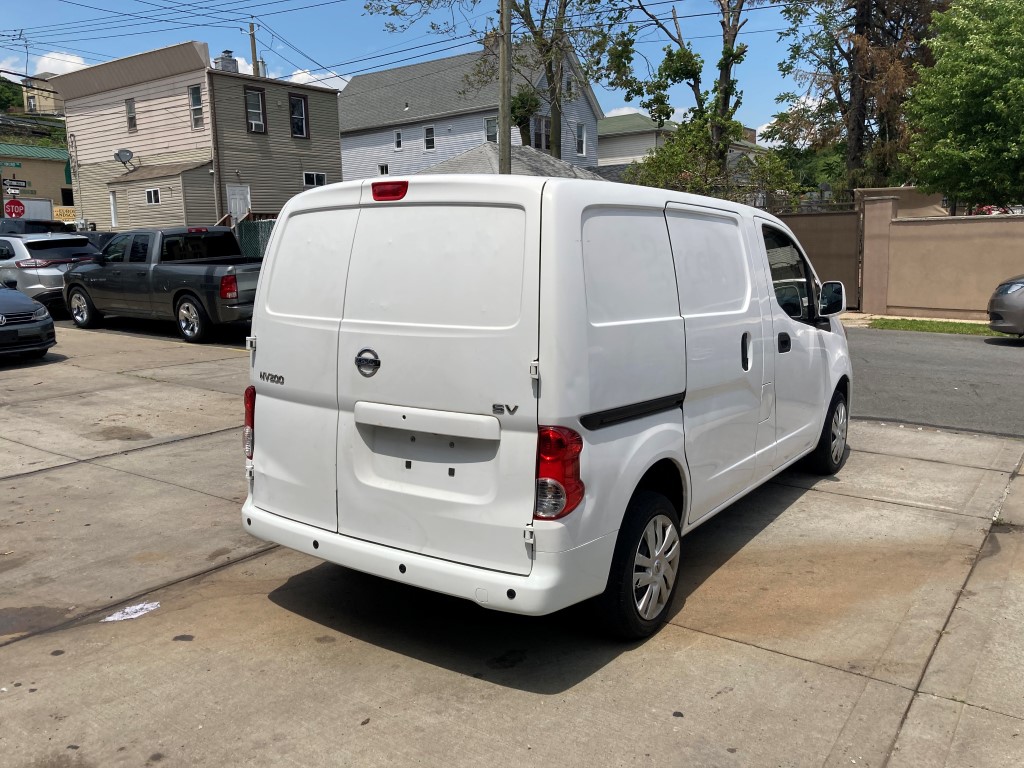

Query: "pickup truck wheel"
left=598, top=492, right=682, bottom=640
left=175, top=295, right=211, bottom=343
left=68, top=287, right=101, bottom=328
left=806, top=389, right=849, bottom=476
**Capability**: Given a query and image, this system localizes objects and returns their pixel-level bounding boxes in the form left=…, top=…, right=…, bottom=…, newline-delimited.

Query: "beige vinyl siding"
left=598, top=132, right=662, bottom=166
left=64, top=70, right=212, bottom=165
left=108, top=175, right=186, bottom=228
left=74, top=148, right=211, bottom=229
left=181, top=164, right=217, bottom=225
left=211, top=71, right=341, bottom=216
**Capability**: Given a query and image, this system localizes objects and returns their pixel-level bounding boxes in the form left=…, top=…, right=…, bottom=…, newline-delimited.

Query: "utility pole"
left=249, top=22, right=259, bottom=77
left=498, top=0, right=512, bottom=174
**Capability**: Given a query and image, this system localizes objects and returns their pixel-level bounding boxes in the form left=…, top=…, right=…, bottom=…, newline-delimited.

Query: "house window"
left=576, top=123, right=586, bottom=156
left=378, top=164, right=389, bottom=175
left=27, top=95, right=36, bottom=112
left=146, top=188, right=161, bottom=205
left=188, top=84, right=204, bottom=129
left=424, top=125, right=435, bottom=151
left=565, top=75, right=573, bottom=99
left=394, top=130, right=402, bottom=150
left=245, top=87, right=266, bottom=133
left=531, top=116, right=551, bottom=151
left=485, top=117, right=497, bottom=143
left=125, top=98, right=137, bottom=131
left=289, top=94, right=309, bottom=138
left=303, top=172, right=326, bottom=186
left=109, top=191, right=118, bottom=227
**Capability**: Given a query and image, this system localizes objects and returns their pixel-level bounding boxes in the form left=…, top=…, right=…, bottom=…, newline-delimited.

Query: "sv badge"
left=492, top=404, right=519, bottom=415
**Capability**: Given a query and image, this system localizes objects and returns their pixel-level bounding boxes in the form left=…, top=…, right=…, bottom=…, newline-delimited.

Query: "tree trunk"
left=846, top=0, right=872, bottom=183
left=544, top=57, right=563, bottom=160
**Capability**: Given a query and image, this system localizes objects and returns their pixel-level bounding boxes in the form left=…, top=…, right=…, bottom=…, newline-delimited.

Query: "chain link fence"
left=235, top=219, right=276, bottom=262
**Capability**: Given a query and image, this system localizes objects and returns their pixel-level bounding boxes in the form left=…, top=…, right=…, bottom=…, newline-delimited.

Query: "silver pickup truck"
left=63, top=226, right=261, bottom=342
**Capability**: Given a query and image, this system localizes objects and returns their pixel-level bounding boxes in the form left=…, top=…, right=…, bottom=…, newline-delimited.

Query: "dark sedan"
left=0, top=284, right=56, bottom=360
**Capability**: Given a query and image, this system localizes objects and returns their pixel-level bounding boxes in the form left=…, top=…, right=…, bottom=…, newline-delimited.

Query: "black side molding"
left=579, top=392, right=686, bottom=431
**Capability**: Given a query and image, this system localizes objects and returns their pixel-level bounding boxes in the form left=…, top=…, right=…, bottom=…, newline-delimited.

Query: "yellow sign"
left=53, top=206, right=77, bottom=222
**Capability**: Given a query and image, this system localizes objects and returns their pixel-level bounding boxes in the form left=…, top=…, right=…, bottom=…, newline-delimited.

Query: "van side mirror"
left=818, top=281, right=846, bottom=317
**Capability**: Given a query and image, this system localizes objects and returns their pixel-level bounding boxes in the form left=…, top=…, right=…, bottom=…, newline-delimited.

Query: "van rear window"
left=344, top=205, right=526, bottom=328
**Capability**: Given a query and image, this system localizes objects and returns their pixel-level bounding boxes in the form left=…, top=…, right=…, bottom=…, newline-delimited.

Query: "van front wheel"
left=807, top=389, right=849, bottom=475
left=599, top=492, right=681, bottom=640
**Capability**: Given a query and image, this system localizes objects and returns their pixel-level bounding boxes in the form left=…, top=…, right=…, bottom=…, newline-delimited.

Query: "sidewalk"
left=841, top=311, right=990, bottom=328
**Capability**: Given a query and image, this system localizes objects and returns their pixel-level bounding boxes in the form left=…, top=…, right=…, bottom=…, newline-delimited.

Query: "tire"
left=175, top=294, right=211, bottom=343
left=67, top=287, right=101, bottom=328
left=598, top=491, right=682, bottom=640
left=807, top=389, right=849, bottom=475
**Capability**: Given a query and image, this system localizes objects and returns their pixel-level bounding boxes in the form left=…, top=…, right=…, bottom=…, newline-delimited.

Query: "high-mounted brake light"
left=372, top=181, right=408, bottom=201
left=535, top=426, right=585, bottom=520
left=243, top=385, right=256, bottom=460
left=187, top=227, right=208, bottom=233
left=220, top=274, right=238, bottom=300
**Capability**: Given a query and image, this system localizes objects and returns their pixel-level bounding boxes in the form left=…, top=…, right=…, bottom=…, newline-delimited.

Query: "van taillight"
left=220, top=274, right=238, bottom=300
left=243, top=385, right=255, bottom=459
left=372, top=181, right=408, bottom=201
left=535, top=426, right=584, bottom=519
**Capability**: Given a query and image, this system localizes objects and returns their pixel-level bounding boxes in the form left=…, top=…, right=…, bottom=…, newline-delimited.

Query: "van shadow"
left=57, top=317, right=249, bottom=347
left=267, top=483, right=801, bottom=695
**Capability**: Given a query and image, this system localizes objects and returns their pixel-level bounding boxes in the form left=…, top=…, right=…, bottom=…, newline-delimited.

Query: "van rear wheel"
left=807, top=389, right=848, bottom=475
left=599, top=491, right=681, bottom=640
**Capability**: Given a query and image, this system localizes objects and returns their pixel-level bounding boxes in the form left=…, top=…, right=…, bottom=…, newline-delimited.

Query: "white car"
left=240, top=176, right=852, bottom=639
left=0, top=233, right=99, bottom=308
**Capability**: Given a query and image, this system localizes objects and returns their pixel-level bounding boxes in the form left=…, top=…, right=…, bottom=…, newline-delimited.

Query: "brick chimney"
left=213, top=50, right=239, bottom=73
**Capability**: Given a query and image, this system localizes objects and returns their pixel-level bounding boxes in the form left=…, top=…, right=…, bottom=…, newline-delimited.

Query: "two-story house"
left=21, top=72, right=64, bottom=115
left=52, top=42, right=341, bottom=230
left=339, top=42, right=604, bottom=180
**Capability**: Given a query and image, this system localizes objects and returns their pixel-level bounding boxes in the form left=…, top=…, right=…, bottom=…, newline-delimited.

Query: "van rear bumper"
left=242, top=499, right=617, bottom=616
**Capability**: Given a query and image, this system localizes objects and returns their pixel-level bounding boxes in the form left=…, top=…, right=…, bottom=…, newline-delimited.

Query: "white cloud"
left=605, top=106, right=643, bottom=117
left=669, top=107, right=692, bottom=124
left=0, top=56, right=21, bottom=81
left=288, top=68, right=349, bottom=92
left=33, top=52, right=87, bottom=76
left=755, top=122, right=779, bottom=148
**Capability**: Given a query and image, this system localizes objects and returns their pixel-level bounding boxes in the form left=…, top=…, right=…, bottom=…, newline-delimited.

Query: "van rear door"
left=248, top=184, right=363, bottom=532
left=335, top=179, right=541, bottom=576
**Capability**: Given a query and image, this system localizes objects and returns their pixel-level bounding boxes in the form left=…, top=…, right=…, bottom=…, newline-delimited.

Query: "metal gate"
left=235, top=219, right=275, bottom=262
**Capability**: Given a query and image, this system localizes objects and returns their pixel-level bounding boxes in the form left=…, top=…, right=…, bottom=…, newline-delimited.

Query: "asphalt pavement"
left=847, top=327, right=1024, bottom=437
left=1, top=323, right=1023, bottom=767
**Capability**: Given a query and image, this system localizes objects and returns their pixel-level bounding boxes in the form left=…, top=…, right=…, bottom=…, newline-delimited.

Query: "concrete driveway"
left=1, top=324, right=1022, bottom=767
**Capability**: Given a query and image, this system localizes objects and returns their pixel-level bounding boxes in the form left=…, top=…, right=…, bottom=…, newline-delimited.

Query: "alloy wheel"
left=831, top=400, right=848, bottom=465
left=632, top=514, right=681, bottom=621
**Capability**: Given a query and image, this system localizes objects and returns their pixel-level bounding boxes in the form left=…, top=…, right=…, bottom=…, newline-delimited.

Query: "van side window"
left=762, top=226, right=816, bottom=322
left=581, top=208, right=679, bottom=323
left=665, top=209, right=749, bottom=316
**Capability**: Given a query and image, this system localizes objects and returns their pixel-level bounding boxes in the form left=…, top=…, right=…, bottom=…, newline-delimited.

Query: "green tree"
left=365, top=0, right=610, bottom=159
left=625, top=121, right=800, bottom=209
left=0, top=77, right=22, bottom=112
left=905, top=0, right=1024, bottom=206
left=767, top=0, right=945, bottom=188
left=596, top=1, right=761, bottom=174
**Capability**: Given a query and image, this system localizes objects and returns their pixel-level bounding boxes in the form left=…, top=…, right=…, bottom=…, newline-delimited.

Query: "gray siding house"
left=339, top=45, right=604, bottom=180
left=53, top=42, right=341, bottom=230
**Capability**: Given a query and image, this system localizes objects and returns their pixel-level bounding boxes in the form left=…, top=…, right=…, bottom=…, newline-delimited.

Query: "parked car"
left=0, top=234, right=100, bottom=307
left=240, top=176, right=852, bottom=639
left=0, top=284, right=55, bottom=360
left=988, top=274, right=1024, bottom=336
left=63, top=226, right=261, bottom=343
left=0, top=219, right=75, bottom=235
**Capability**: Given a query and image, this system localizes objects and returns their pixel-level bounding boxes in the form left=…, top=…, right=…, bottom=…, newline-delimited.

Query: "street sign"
left=0, top=161, right=22, bottom=168
left=4, top=199, right=25, bottom=218
left=2, top=179, right=28, bottom=188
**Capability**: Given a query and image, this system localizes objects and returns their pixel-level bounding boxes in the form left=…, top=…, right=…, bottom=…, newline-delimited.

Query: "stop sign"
left=4, top=199, right=25, bottom=218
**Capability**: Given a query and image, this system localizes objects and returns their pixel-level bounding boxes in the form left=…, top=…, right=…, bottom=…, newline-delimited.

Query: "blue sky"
left=0, top=0, right=800, bottom=137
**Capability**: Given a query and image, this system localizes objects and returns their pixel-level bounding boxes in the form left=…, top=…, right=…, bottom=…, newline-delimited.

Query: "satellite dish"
left=114, top=149, right=134, bottom=164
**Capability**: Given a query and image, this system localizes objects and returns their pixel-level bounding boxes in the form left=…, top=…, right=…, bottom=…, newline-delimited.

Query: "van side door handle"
left=740, top=332, right=751, bottom=371
left=778, top=332, right=792, bottom=353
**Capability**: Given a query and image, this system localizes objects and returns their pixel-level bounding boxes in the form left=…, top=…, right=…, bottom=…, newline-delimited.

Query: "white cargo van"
left=241, top=176, right=851, bottom=638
